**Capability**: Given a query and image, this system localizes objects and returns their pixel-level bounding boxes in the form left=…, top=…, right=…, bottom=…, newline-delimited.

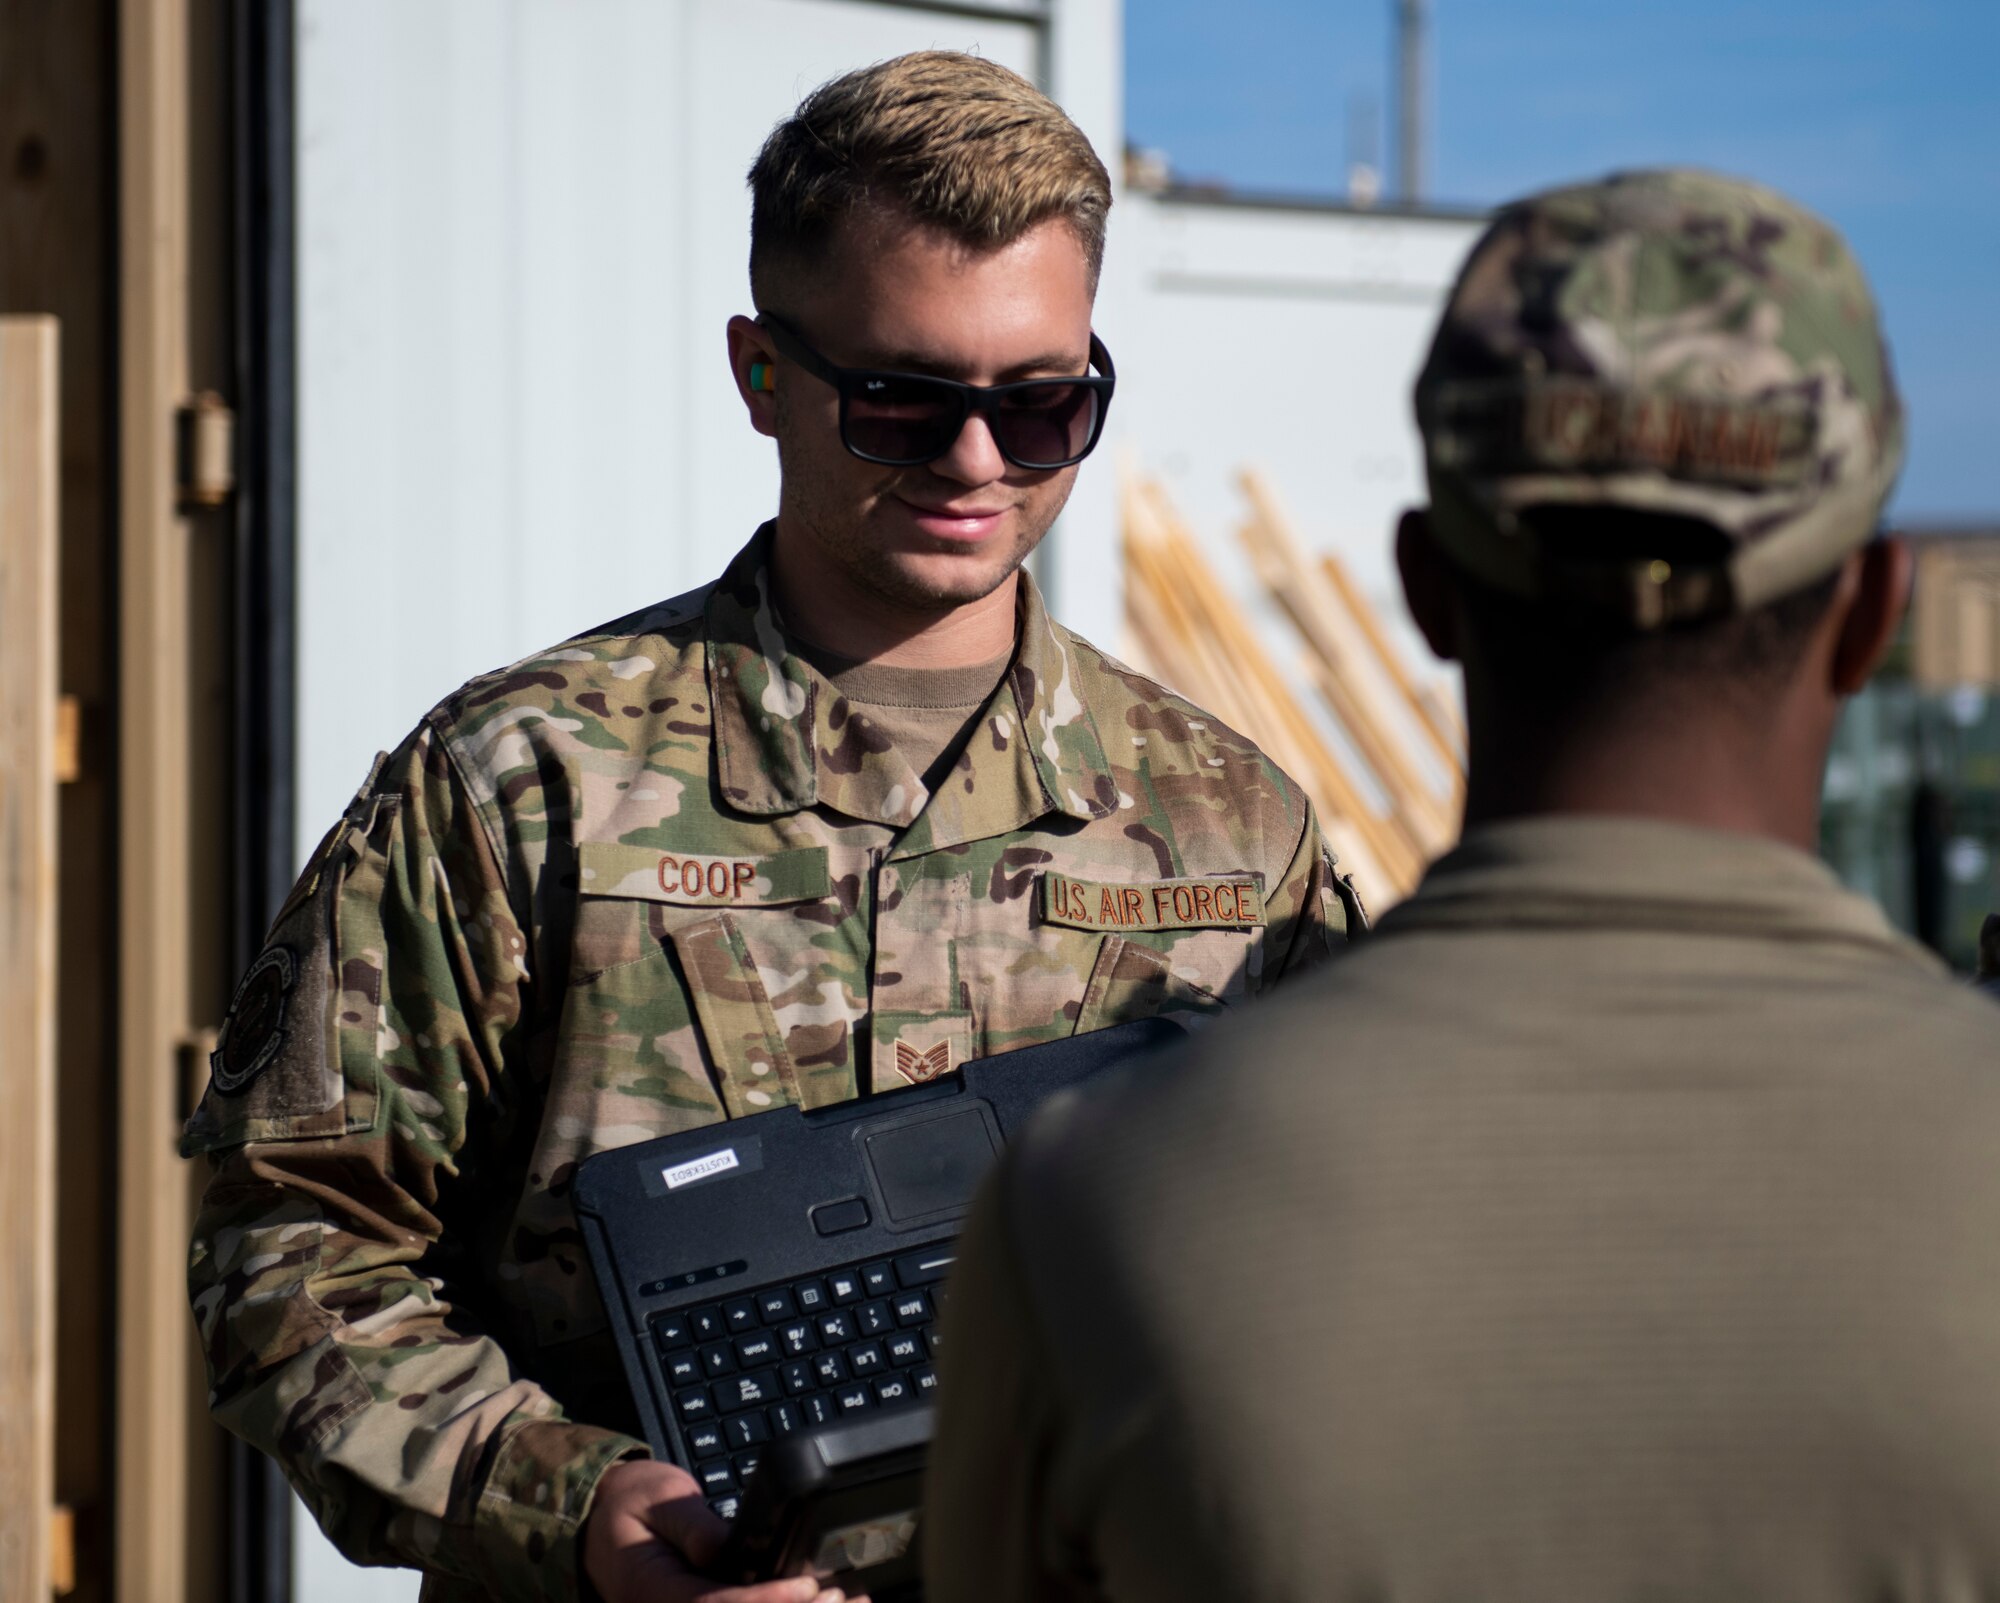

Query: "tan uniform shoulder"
left=421, top=584, right=717, bottom=814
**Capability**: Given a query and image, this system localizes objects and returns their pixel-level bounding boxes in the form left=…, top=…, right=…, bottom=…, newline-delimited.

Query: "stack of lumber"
left=1122, top=467, right=1464, bottom=904
left=1910, top=537, right=2000, bottom=689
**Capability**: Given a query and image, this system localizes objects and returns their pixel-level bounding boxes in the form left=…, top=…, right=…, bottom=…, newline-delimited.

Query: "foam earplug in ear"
left=750, top=363, right=775, bottom=392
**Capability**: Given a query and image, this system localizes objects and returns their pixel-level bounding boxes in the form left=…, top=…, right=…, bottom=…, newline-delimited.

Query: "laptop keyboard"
left=648, top=1240, right=955, bottom=1518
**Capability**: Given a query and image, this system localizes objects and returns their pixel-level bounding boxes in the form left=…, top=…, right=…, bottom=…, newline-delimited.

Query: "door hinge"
left=176, top=391, right=234, bottom=509
left=54, top=694, right=80, bottom=783
left=50, top=1504, right=75, bottom=1595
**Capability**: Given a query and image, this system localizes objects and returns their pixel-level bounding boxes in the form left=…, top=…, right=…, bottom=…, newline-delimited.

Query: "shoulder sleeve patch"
left=208, top=945, right=299, bottom=1095
left=182, top=766, right=396, bottom=1158
left=183, top=884, right=347, bottom=1156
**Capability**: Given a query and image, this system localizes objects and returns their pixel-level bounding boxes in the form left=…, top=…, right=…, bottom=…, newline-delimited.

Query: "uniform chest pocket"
left=1043, top=871, right=1265, bottom=1037
left=562, top=894, right=735, bottom=1131
left=1074, top=932, right=1234, bottom=1037
left=516, top=852, right=834, bottom=1346
left=567, top=843, right=824, bottom=1111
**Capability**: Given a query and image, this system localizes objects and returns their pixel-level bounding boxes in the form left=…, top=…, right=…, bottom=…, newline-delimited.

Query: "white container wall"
left=295, top=0, right=1087, bottom=855
left=1115, top=191, right=1483, bottom=663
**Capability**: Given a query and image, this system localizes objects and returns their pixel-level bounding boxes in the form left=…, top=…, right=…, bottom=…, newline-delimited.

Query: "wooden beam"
left=1234, top=471, right=1458, bottom=858
left=1315, top=546, right=1467, bottom=770
left=1122, top=471, right=1427, bottom=898
left=1224, top=475, right=1464, bottom=767
left=0, top=317, right=61, bottom=1603
left=1, top=6, right=123, bottom=1591
left=117, top=0, right=194, bottom=1596
left=1911, top=542, right=2000, bottom=690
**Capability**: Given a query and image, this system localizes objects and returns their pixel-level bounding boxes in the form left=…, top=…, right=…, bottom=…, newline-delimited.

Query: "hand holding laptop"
left=582, top=1459, right=855, bottom=1603
left=576, top=1019, right=1185, bottom=1599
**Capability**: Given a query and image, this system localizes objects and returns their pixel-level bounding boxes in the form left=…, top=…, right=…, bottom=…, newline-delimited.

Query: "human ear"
left=726, top=314, right=780, bottom=439
left=1829, top=536, right=1913, bottom=696
left=1396, top=508, right=1464, bottom=664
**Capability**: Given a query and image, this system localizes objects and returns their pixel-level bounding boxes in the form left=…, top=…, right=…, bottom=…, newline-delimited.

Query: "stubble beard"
left=780, top=440, right=1066, bottom=618
left=804, top=505, right=1039, bottom=615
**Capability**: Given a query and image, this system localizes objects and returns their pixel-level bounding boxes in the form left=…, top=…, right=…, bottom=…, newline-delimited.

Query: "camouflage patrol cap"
left=1415, top=169, right=1905, bottom=628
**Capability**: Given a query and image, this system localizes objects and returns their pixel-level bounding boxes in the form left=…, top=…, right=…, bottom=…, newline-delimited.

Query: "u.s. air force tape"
left=1038, top=871, right=1264, bottom=933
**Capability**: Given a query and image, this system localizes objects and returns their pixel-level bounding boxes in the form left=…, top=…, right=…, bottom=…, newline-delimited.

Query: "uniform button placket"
left=868, top=851, right=899, bottom=1085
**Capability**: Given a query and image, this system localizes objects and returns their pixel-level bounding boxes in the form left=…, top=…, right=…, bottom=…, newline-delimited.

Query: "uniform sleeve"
left=924, top=1153, right=1094, bottom=1603
left=1258, top=800, right=1367, bottom=988
left=184, top=726, right=646, bottom=1601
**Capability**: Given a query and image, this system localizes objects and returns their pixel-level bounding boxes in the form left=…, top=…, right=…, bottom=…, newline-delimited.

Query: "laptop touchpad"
left=864, top=1108, right=998, bottom=1223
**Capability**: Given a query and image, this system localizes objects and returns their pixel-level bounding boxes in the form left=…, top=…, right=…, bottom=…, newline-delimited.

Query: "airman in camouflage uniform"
left=185, top=518, right=1352, bottom=1597
left=187, top=523, right=1352, bottom=1594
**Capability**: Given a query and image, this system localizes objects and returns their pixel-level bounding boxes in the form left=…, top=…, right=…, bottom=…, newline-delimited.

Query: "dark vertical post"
left=1911, top=778, right=1949, bottom=956
left=227, top=0, right=296, bottom=1597
left=1396, top=0, right=1426, bottom=205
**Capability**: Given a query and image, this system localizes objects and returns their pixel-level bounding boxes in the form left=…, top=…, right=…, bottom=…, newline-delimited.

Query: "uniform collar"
left=706, top=524, right=1116, bottom=844
left=1383, top=814, right=1941, bottom=970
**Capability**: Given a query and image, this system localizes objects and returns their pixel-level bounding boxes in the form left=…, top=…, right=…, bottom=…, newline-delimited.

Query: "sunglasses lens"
left=843, top=375, right=964, bottom=464
left=992, top=382, right=1100, bottom=469
left=838, top=366, right=1104, bottom=470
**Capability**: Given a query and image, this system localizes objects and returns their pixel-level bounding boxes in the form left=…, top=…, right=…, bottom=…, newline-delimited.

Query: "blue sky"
left=1126, top=0, right=2000, bottom=521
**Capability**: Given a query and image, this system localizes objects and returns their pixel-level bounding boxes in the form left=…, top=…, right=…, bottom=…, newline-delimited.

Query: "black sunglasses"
left=754, top=311, right=1115, bottom=471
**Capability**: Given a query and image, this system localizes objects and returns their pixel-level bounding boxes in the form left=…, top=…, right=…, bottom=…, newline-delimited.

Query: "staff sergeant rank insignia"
left=1038, top=871, right=1266, bottom=933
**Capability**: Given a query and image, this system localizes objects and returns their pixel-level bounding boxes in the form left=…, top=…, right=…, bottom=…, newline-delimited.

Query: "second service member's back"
left=926, top=170, right=2000, bottom=1603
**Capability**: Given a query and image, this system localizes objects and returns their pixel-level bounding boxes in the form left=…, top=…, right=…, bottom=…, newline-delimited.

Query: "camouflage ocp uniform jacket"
left=184, top=526, right=1359, bottom=1603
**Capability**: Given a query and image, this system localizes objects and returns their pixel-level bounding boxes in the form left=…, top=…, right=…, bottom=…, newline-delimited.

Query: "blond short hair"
left=748, top=51, right=1111, bottom=301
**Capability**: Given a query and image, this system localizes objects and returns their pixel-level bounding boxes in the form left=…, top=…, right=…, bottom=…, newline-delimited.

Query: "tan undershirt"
left=794, top=640, right=1012, bottom=798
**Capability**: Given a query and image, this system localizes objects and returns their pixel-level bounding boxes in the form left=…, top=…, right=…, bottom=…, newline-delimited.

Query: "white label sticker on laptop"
left=663, top=1148, right=740, bottom=1190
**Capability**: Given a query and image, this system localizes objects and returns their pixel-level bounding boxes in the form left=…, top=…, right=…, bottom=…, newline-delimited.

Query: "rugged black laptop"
left=574, top=1016, right=1181, bottom=1516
